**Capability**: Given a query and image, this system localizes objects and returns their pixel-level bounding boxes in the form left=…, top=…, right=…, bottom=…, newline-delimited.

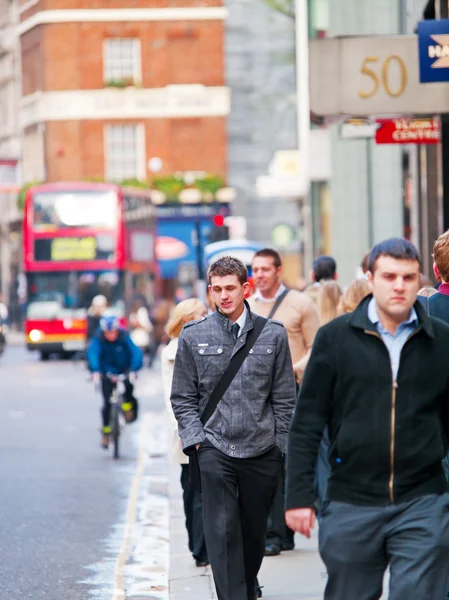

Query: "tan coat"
left=161, top=338, right=188, bottom=464
left=248, top=289, right=320, bottom=383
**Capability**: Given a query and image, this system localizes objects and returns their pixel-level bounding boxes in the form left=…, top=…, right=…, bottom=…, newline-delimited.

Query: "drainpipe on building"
left=295, top=0, right=313, bottom=277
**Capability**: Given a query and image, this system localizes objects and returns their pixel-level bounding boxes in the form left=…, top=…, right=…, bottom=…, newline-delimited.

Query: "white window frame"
left=104, top=124, right=145, bottom=183
left=103, top=38, right=142, bottom=85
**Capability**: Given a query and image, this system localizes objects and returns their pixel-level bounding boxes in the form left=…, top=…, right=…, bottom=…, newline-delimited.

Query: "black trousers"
left=265, top=454, right=295, bottom=548
left=198, top=440, right=282, bottom=600
left=266, top=383, right=299, bottom=549
left=101, top=378, right=136, bottom=428
left=180, top=464, right=208, bottom=562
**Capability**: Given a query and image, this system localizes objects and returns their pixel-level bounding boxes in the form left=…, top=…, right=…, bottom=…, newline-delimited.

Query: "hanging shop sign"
left=418, top=19, right=449, bottom=83
left=375, top=118, right=440, bottom=144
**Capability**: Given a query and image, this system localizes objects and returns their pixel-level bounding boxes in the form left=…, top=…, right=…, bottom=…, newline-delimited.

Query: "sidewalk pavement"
left=168, top=457, right=326, bottom=600
left=168, top=456, right=389, bottom=600
left=122, top=369, right=387, bottom=600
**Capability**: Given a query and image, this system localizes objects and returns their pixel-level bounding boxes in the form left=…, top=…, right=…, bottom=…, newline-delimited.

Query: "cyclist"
left=87, top=314, right=143, bottom=449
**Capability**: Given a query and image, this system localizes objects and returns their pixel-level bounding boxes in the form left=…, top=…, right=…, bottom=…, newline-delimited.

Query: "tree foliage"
left=262, top=0, right=295, bottom=19
left=17, top=181, right=43, bottom=210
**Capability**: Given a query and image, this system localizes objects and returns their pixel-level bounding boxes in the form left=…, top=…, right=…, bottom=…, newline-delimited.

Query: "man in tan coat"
left=248, top=248, right=320, bottom=556
left=248, top=248, right=319, bottom=555
left=249, top=249, right=320, bottom=384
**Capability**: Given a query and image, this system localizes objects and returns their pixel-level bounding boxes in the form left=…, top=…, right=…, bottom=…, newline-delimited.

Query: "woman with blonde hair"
left=418, top=286, right=438, bottom=298
left=161, top=298, right=208, bottom=567
left=338, top=279, right=371, bottom=315
left=317, top=280, right=343, bottom=325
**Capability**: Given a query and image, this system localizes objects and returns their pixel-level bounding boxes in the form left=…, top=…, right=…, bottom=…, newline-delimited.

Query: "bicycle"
left=100, top=373, right=128, bottom=460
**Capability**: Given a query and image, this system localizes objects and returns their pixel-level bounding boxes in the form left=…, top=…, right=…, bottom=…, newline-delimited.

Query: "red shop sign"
left=375, top=118, right=441, bottom=144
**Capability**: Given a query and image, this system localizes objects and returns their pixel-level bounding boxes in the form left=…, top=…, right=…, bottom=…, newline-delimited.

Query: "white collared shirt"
left=252, top=283, right=287, bottom=304
left=232, top=305, right=248, bottom=337
left=368, top=297, right=418, bottom=380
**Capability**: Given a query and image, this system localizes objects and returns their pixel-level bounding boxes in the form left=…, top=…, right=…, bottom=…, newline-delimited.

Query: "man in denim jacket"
left=171, top=256, right=296, bottom=600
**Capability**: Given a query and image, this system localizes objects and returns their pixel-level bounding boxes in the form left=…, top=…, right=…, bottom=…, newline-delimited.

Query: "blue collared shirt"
left=368, top=298, right=418, bottom=381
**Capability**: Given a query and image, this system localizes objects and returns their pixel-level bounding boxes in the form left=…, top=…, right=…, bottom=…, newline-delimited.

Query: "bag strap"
left=200, top=316, right=268, bottom=425
left=267, top=289, right=290, bottom=320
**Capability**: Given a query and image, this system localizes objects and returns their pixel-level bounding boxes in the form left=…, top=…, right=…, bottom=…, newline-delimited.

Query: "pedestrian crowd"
left=162, top=232, right=449, bottom=600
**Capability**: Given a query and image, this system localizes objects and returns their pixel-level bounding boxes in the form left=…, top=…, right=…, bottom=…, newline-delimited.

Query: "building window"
left=105, top=124, right=145, bottom=182
left=103, top=38, right=141, bottom=84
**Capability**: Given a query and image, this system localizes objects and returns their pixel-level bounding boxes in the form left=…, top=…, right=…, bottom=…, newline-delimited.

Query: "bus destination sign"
left=34, top=235, right=115, bottom=262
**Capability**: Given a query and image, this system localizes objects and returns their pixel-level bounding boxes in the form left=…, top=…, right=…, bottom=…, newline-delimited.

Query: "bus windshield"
left=33, top=190, right=118, bottom=231
left=26, top=271, right=125, bottom=316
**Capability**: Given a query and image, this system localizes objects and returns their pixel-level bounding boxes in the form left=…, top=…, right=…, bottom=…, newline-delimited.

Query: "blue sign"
left=418, top=19, right=449, bottom=83
left=157, top=220, right=210, bottom=279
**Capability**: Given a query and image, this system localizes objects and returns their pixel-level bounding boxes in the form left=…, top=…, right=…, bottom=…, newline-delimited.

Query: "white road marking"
left=113, top=410, right=170, bottom=600
left=76, top=369, right=169, bottom=599
left=112, top=414, right=149, bottom=600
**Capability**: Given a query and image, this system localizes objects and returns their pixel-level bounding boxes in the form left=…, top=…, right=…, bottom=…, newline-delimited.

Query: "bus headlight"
left=29, top=329, right=44, bottom=342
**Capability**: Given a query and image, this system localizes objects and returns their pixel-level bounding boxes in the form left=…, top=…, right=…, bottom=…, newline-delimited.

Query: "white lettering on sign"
left=20, top=86, right=231, bottom=127
left=376, top=118, right=441, bottom=144
left=428, top=35, right=449, bottom=68
left=393, top=118, right=439, bottom=130
left=392, top=128, right=440, bottom=141
left=428, top=45, right=449, bottom=58
left=393, top=119, right=440, bottom=142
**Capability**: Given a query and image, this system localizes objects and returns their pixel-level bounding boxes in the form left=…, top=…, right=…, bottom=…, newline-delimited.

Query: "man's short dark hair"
left=208, top=256, right=248, bottom=285
left=253, top=248, right=282, bottom=269
left=368, top=238, right=421, bottom=273
left=313, top=256, right=337, bottom=282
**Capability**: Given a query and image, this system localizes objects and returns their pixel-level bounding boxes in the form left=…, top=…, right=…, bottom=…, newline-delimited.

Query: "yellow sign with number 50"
left=359, top=55, right=408, bottom=99
left=308, top=36, right=449, bottom=116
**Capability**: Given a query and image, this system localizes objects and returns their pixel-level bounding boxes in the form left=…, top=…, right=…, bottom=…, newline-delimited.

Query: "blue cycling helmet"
left=100, top=314, right=119, bottom=332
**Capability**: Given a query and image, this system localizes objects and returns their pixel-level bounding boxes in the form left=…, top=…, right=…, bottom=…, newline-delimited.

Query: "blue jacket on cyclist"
left=87, top=315, right=143, bottom=375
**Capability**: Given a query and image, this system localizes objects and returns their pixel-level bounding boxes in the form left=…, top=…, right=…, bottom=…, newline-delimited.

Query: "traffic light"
left=207, top=215, right=229, bottom=243
left=213, top=215, right=225, bottom=227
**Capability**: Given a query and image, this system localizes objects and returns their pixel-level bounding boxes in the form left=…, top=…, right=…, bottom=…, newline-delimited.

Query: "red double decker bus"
left=23, top=182, right=158, bottom=359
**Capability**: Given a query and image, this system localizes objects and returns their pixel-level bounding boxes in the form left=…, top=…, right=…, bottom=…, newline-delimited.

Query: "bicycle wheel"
left=111, top=404, right=120, bottom=460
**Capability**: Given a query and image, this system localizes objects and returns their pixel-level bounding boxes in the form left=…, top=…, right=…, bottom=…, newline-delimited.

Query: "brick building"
left=19, top=0, right=229, bottom=184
